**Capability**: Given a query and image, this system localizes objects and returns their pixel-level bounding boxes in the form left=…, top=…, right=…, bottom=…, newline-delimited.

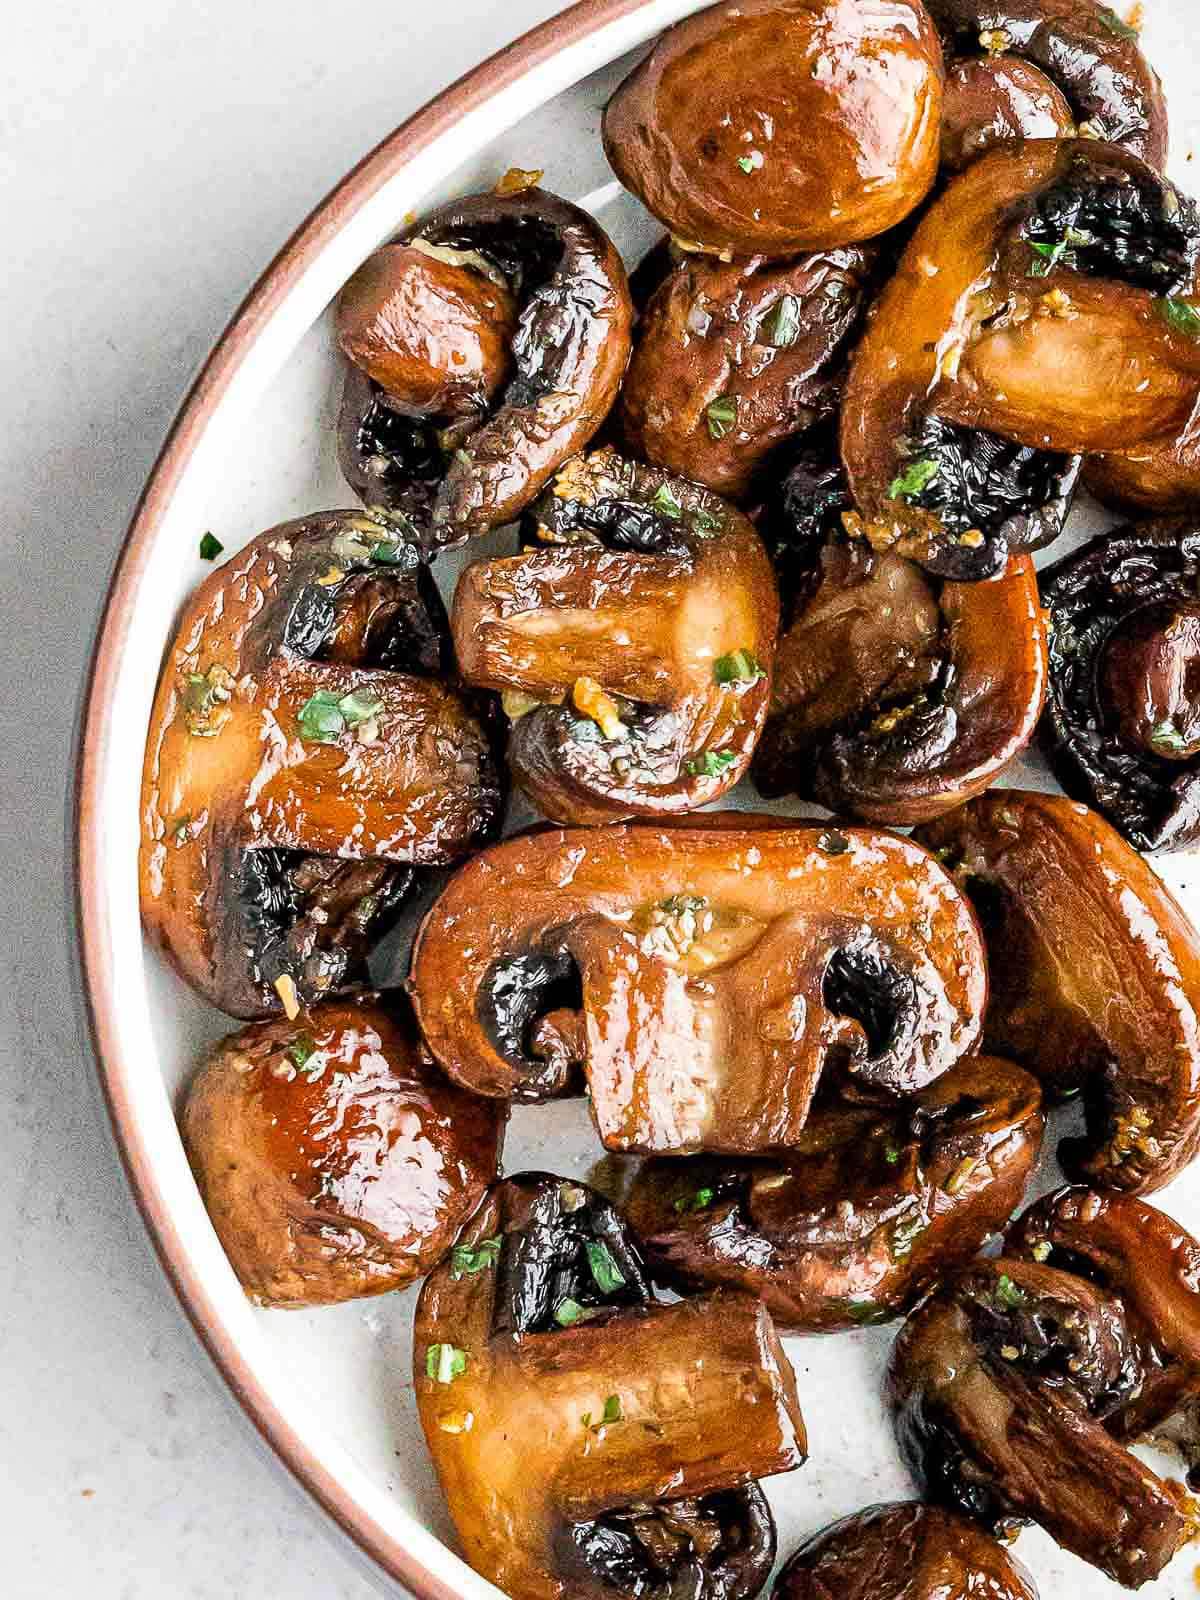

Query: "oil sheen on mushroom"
left=625, top=1057, right=1044, bottom=1333
left=841, top=140, right=1200, bottom=574
left=618, top=247, right=873, bottom=501
left=338, top=183, right=633, bottom=555
left=181, top=995, right=505, bottom=1306
left=929, top=0, right=1168, bottom=171
left=773, top=1502, right=1039, bottom=1600
left=889, top=1242, right=1200, bottom=1584
left=408, top=819, right=987, bottom=1153
left=414, top=1173, right=806, bottom=1600
left=139, top=512, right=504, bottom=1019
left=452, top=449, right=779, bottom=824
left=1040, top=520, right=1200, bottom=851
left=917, top=789, right=1200, bottom=1194
left=602, top=0, right=945, bottom=257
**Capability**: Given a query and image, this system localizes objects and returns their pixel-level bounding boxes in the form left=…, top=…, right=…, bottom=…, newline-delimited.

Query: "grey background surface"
left=4, top=4, right=559, bottom=1595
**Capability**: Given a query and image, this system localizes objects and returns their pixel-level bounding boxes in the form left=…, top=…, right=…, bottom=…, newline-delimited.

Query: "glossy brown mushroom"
left=916, top=789, right=1200, bottom=1193
left=1088, top=434, right=1200, bottom=515
left=181, top=995, right=504, bottom=1307
left=602, top=0, right=944, bottom=257
left=414, top=1173, right=806, bottom=1600
left=1010, top=1187, right=1200, bottom=1485
left=1040, top=522, right=1200, bottom=851
left=774, top=1502, right=1038, bottom=1600
left=753, top=536, right=1047, bottom=825
left=618, top=248, right=873, bottom=501
left=338, top=186, right=633, bottom=554
left=625, top=1056, right=1044, bottom=1333
left=452, top=449, right=779, bottom=824
left=941, top=55, right=1075, bottom=172
left=408, top=819, right=987, bottom=1153
left=139, top=513, right=503, bottom=1019
left=889, top=1254, right=1200, bottom=1587
left=841, top=140, right=1200, bottom=572
left=929, top=0, right=1168, bottom=169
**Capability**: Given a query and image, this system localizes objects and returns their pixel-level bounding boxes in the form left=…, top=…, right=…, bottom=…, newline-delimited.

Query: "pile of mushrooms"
left=142, top=2, right=1200, bottom=1594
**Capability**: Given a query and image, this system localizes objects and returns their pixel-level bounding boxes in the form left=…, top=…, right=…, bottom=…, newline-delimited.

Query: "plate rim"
left=71, top=2, right=674, bottom=1593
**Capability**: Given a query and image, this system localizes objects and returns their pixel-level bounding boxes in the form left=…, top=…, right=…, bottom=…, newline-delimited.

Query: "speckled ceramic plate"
left=74, top=2, right=1200, bottom=1595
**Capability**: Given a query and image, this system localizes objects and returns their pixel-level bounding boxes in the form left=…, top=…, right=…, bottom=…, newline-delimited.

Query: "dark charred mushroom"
left=1087, top=433, right=1200, bottom=515
left=181, top=994, right=504, bottom=1306
left=888, top=1253, right=1200, bottom=1587
left=414, top=1173, right=805, bottom=1600
left=140, top=512, right=503, bottom=1019
left=773, top=1502, right=1039, bottom=1600
left=408, top=819, right=987, bottom=1153
left=618, top=247, right=873, bottom=502
left=1010, top=1187, right=1200, bottom=1488
left=929, top=0, right=1168, bottom=171
left=338, top=185, right=633, bottom=554
left=916, top=789, right=1200, bottom=1194
left=625, top=1056, right=1044, bottom=1333
left=1040, top=520, right=1200, bottom=850
left=602, top=0, right=944, bottom=257
left=841, top=140, right=1200, bottom=573
left=452, top=450, right=779, bottom=824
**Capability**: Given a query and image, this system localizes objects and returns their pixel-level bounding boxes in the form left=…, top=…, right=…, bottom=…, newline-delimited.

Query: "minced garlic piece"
left=494, top=167, right=543, bottom=196
left=274, top=974, right=301, bottom=1021
left=572, top=676, right=624, bottom=740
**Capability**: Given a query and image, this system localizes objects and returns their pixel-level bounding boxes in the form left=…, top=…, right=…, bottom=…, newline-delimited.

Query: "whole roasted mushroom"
left=916, top=789, right=1200, bottom=1194
left=408, top=819, right=987, bottom=1153
left=1040, top=521, right=1200, bottom=850
left=841, top=140, right=1200, bottom=575
left=181, top=995, right=504, bottom=1307
left=140, top=513, right=503, bottom=1019
left=602, top=0, right=944, bottom=257
left=414, top=1173, right=806, bottom=1600
left=930, top=0, right=1168, bottom=172
left=625, top=1056, right=1044, bottom=1333
left=337, top=183, right=633, bottom=555
left=773, top=1502, right=1038, bottom=1600
left=453, top=450, right=779, bottom=824
left=618, top=247, right=873, bottom=502
left=1010, top=1187, right=1200, bottom=1487
left=751, top=441, right=1048, bottom=823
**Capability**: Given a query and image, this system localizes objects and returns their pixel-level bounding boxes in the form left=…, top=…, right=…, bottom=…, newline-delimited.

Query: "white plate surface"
left=84, top=2, right=1200, bottom=1595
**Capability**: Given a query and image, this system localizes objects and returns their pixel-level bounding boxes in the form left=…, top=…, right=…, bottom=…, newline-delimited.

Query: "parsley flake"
left=1150, top=720, right=1190, bottom=753
left=888, top=457, right=940, bottom=501
left=686, top=749, right=737, bottom=778
left=297, top=687, right=384, bottom=743
left=762, top=295, right=801, bottom=349
left=426, top=1343, right=468, bottom=1384
left=995, top=1274, right=1026, bottom=1310
left=1098, top=6, right=1139, bottom=39
left=673, top=1186, right=715, bottom=1214
left=651, top=483, right=683, bottom=520
left=585, top=1239, right=627, bottom=1294
left=705, top=395, right=739, bottom=441
left=713, top=649, right=764, bottom=685
left=1161, top=299, right=1200, bottom=339
left=287, top=1034, right=317, bottom=1071
left=199, top=532, right=224, bottom=561
left=450, top=1237, right=502, bottom=1279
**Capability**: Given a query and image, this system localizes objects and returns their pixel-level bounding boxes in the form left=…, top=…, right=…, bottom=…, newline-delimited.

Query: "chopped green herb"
left=1150, top=720, right=1190, bottom=753
left=690, top=507, right=724, bottom=538
left=1161, top=299, right=1200, bottom=339
left=762, top=294, right=801, bottom=349
left=337, top=688, right=383, bottom=728
left=297, top=687, right=383, bottom=743
left=287, top=1034, right=317, bottom=1070
left=737, top=155, right=756, bottom=174
left=686, top=749, right=737, bottom=778
left=659, top=894, right=707, bottom=915
left=450, top=1237, right=502, bottom=1279
left=818, top=829, right=850, bottom=856
left=554, top=1298, right=604, bottom=1327
left=585, top=1239, right=627, bottom=1294
left=170, top=814, right=193, bottom=843
left=601, top=1394, right=623, bottom=1425
left=1030, top=1240, right=1052, bottom=1263
left=370, top=539, right=412, bottom=566
left=888, top=457, right=941, bottom=500
left=651, top=483, right=683, bottom=520
left=995, top=1274, right=1026, bottom=1310
left=199, top=532, right=224, bottom=561
left=426, top=1343, right=468, bottom=1384
left=884, top=1145, right=901, bottom=1166
left=674, top=1186, right=715, bottom=1214
left=841, top=1300, right=890, bottom=1327
left=181, top=664, right=235, bottom=737
left=889, top=1215, right=925, bottom=1262
left=1097, top=6, right=1139, bottom=39
left=705, top=395, right=739, bottom=441
left=713, top=649, right=764, bottom=685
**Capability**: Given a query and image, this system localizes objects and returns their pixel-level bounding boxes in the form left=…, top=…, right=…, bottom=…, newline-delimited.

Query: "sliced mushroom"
left=841, top=140, right=1200, bottom=573
left=888, top=1254, right=1199, bottom=1587
left=1040, top=520, right=1200, bottom=850
left=774, top=1502, right=1038, bottom=1600
left=452, top=450, right=779, bottom=824
left=916, top=789, right=1200, bottom=1193
left=1087, top=433, right=1200, bottom=515
left=337, top=185, right=633, bottom=554
left=625, top=1056, right=1044, bottom=1333
left=754, top=539, right=1046, bottom=824
left=929, top=0, right=1168, bottom=170
left=181, top=994, right=504, bottom=1306
left=618, top=248, right=873, bottom=501
left=414, top=1173, right=805, bottom=1600
left=1010, top=1187, right=1200, bottom=1486
left=602, top=0, right=944, bottom=257
left=140, top=513, right=504, bottom=1018
left=408, top=819, right=987, bottom=1154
